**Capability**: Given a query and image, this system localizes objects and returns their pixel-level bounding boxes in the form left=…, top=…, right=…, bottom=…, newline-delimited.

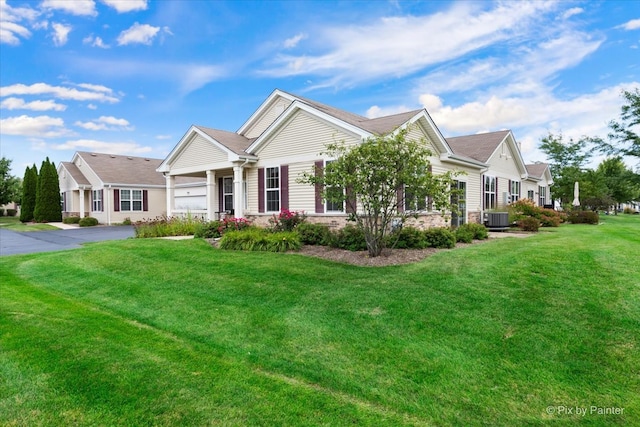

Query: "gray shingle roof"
left=78, top=152, right=165, bottom=186
left=288, top=90, right=421, bottom=135
left=195, top=126, right=255, bottom=155
left=61, top=161, right=91, bottom=186
left=446, top=130, right=511, bottom=163
left=526, top=163, right=549, bottom=179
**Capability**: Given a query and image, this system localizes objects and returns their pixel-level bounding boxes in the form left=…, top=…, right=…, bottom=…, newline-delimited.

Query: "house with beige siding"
left=446, top=130, right=552, bottom=210
left=58, top=152, right=202, bottom=224
left=158, top=89, right=549, bottom=228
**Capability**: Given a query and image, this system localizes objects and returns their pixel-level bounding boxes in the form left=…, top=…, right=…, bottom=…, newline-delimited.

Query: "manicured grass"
left=1, top=215, right=638, bottom=425
left=0, top=216, right=58, bottom=231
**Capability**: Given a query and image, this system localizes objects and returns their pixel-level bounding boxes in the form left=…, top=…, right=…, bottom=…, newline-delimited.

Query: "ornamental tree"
left=0, top=157, right=21, bottom=207
left=19, top=164, right=38, bottom=222
left=33, top=158, right=62, bottom=222
left=301, top=127, right=460, bottom=257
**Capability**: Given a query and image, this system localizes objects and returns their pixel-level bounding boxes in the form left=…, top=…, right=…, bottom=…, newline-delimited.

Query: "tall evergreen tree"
left=19, top=164, right=38, bottom=222
left=34, top=158, right=62, bottom=222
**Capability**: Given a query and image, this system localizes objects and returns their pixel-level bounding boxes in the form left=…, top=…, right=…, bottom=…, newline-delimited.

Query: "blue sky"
left=1, top=0, right=639, bottom=176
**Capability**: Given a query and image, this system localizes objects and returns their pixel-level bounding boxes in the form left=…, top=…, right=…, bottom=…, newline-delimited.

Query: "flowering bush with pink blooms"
left=269, top=210, right=307, bottom=232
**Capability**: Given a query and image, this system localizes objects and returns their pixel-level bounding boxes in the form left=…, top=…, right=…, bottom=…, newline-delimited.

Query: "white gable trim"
left=487, top=131, right=529, bottom=178
left=157, top=126, right=242, bottom=173
left=237, top=89, right=297, bottom=136
left=246, top=100, right=371, bottom=155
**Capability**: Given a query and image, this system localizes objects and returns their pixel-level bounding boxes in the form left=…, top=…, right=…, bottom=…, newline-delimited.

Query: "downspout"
left=107, top=184, right=111, bottom=225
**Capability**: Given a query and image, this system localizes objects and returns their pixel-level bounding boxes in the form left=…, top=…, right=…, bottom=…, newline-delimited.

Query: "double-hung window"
left=484, top=176, right=496, bottom=210
left=266, top=167, right=280, bottom=212
left=325, top=161, right=344, bottom=212
left=510, top=181, right=520, bottom=202
left=527, top=190, right=535, bottom=200
left=538, top=186, right=547, bottom=206
left=404, top=186, right=428, bottom=211
left=92, top=190, right=102, bottom=212
left=223, top=177, right=234, bottom=211
left=120, top=189, right=143, bottom=211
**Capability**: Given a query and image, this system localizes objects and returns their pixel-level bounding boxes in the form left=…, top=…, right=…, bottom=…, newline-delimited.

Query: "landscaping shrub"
left=424, top=227, right=456, bottom=249
left=121, top=217, right=132, bottom=225
left=194, top=220, right=223, bottom=239
left=296, top=222, right=332, bottom=246
left=269, top=209, right=307, bottom=231
left=6, top=209, right=17, bottom=217
left=388, top=226, right=428, bottom=249
left=518, top=217, right=540, bottom=232
left=219, top=217, right=252, bottom=233
left=454, top=226, right=474, bottom=243
left=508, top=198, right=563, bottom=227
left=219, top=228, right=300, bottom=252
left=623, top=207, right=637, bottom=214
left=134, top=215, right=205, bottom=238
left=333, top=224, right=367, bottom=251
left=458, top=222, right=489, bottom=240
left=567, top=210, right=600, bottom=224
left=63, top=216, right=81, bottom=224
left=79, top=216, right=99, bottom=227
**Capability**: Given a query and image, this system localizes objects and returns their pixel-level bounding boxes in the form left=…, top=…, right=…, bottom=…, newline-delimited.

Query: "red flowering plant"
left=269, top=210, right=307, bottom=232
left=218, top=217, right=252, bottom=234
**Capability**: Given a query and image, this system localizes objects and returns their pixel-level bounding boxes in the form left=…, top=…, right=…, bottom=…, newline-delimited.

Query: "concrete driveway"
left=0, top=226, right=135, bottom=256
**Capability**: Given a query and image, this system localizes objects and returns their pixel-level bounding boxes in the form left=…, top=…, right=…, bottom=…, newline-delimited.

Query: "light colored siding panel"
left=487, top=142, right=522, bottom=176
left=244, top=98, right=293, bottom=138
left=257, top=111, right=361, bottom=162
left=288, top=162, right=316, bottom=212
left=246, top=168, right=258, bottom=213
left=406, top=126, right=439, bottom=155
left=173, top=135, right=228, bottom=170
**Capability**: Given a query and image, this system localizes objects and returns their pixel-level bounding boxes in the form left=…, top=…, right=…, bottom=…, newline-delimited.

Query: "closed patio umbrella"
left=572, top=181, right=580, bottom=207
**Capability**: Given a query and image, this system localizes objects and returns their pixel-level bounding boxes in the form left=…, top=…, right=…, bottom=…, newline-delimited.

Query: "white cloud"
left=83, top=34, right=109, bottom=48
left=117, top=22, right=160, bottom=46
left=41, top=0, right=97, bottom=17
left=51, top=22, right=71, bottom=46
left=76, top=83, right=113, bottom=93
left=101, top=0, right=148, bottom=13
left=155, top=134, right=172, bottom=140
left=284, top=33, right=306, bottom=49
left=51, top=139, right=152, bottom=154
left=365, top=104, right=414, bottom=118
left=619, top=19, right=640, bottom=31
left=561, top=7, right=583, bottom=20
left=87, top=104, right=97, bottom=110
left=75, top=116, right=133, bottom=131
left=0, top=97, right=66, bottom=111
left=0, top=83, right=119, bottom=103
left=0, top=21, right=31, bottom=45
left=0, top=114, right=73, bottom=138
left=0, top=0, right=39, bottom=44
left=260, top=2, right=557, bottom=87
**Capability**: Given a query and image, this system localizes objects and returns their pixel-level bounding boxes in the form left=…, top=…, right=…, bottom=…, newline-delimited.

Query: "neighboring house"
left=58, top=152, right=202, bottom=224
left=524, top=162, right=554, bottom=208
left=446, top=130, right=553, bottom=210
left=158, top=89, right=548, bottom=228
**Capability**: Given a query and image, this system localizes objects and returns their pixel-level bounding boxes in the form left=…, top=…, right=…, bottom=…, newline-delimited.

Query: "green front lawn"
left=0, top=216, right=59, bottom=231
left=1, top=215, right=638, bottom=425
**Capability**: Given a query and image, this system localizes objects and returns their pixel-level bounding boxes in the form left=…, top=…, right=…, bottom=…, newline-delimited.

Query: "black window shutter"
left=258, top=168, right=265, bottom=213
left=314, top=161, right=324, bottom=214
left=280, top=165, right=289, bottom=211
left=143, top=190, right=148, bottom=211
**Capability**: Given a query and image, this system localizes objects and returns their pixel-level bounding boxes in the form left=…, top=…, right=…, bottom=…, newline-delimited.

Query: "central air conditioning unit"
left=483, top=212, right=510, bottom=230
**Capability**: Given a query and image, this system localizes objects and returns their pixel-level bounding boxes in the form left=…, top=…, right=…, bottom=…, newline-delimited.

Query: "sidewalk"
left=48, top=222, right=79, bottom=230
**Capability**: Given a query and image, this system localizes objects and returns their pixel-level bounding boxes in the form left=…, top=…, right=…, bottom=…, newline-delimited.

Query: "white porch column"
left=233, top=165, right=244, bottom=218
left=165, top=175, right=175, bottom=217
left=206, top=170, right=216, bottom=221
left=79, top=188, right=85, bottom=218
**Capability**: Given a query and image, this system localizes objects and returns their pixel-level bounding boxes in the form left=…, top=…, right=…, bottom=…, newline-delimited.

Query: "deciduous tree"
left=301, top=128, right=459, bottom=257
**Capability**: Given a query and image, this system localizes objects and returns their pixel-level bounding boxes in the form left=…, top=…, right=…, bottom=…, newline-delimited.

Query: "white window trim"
left=92, top=189, right=102, bottom=212
left=324, top=160, right=345, bottom=213
left=120, top=188, right=143, bottom=212
left=223, top=176, right=234, bottom=212
left=510, top=181, right=520, bottom=202
left=265, top=166, right=281, bottom=213
left=484, top=176, right=496, bottom=210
